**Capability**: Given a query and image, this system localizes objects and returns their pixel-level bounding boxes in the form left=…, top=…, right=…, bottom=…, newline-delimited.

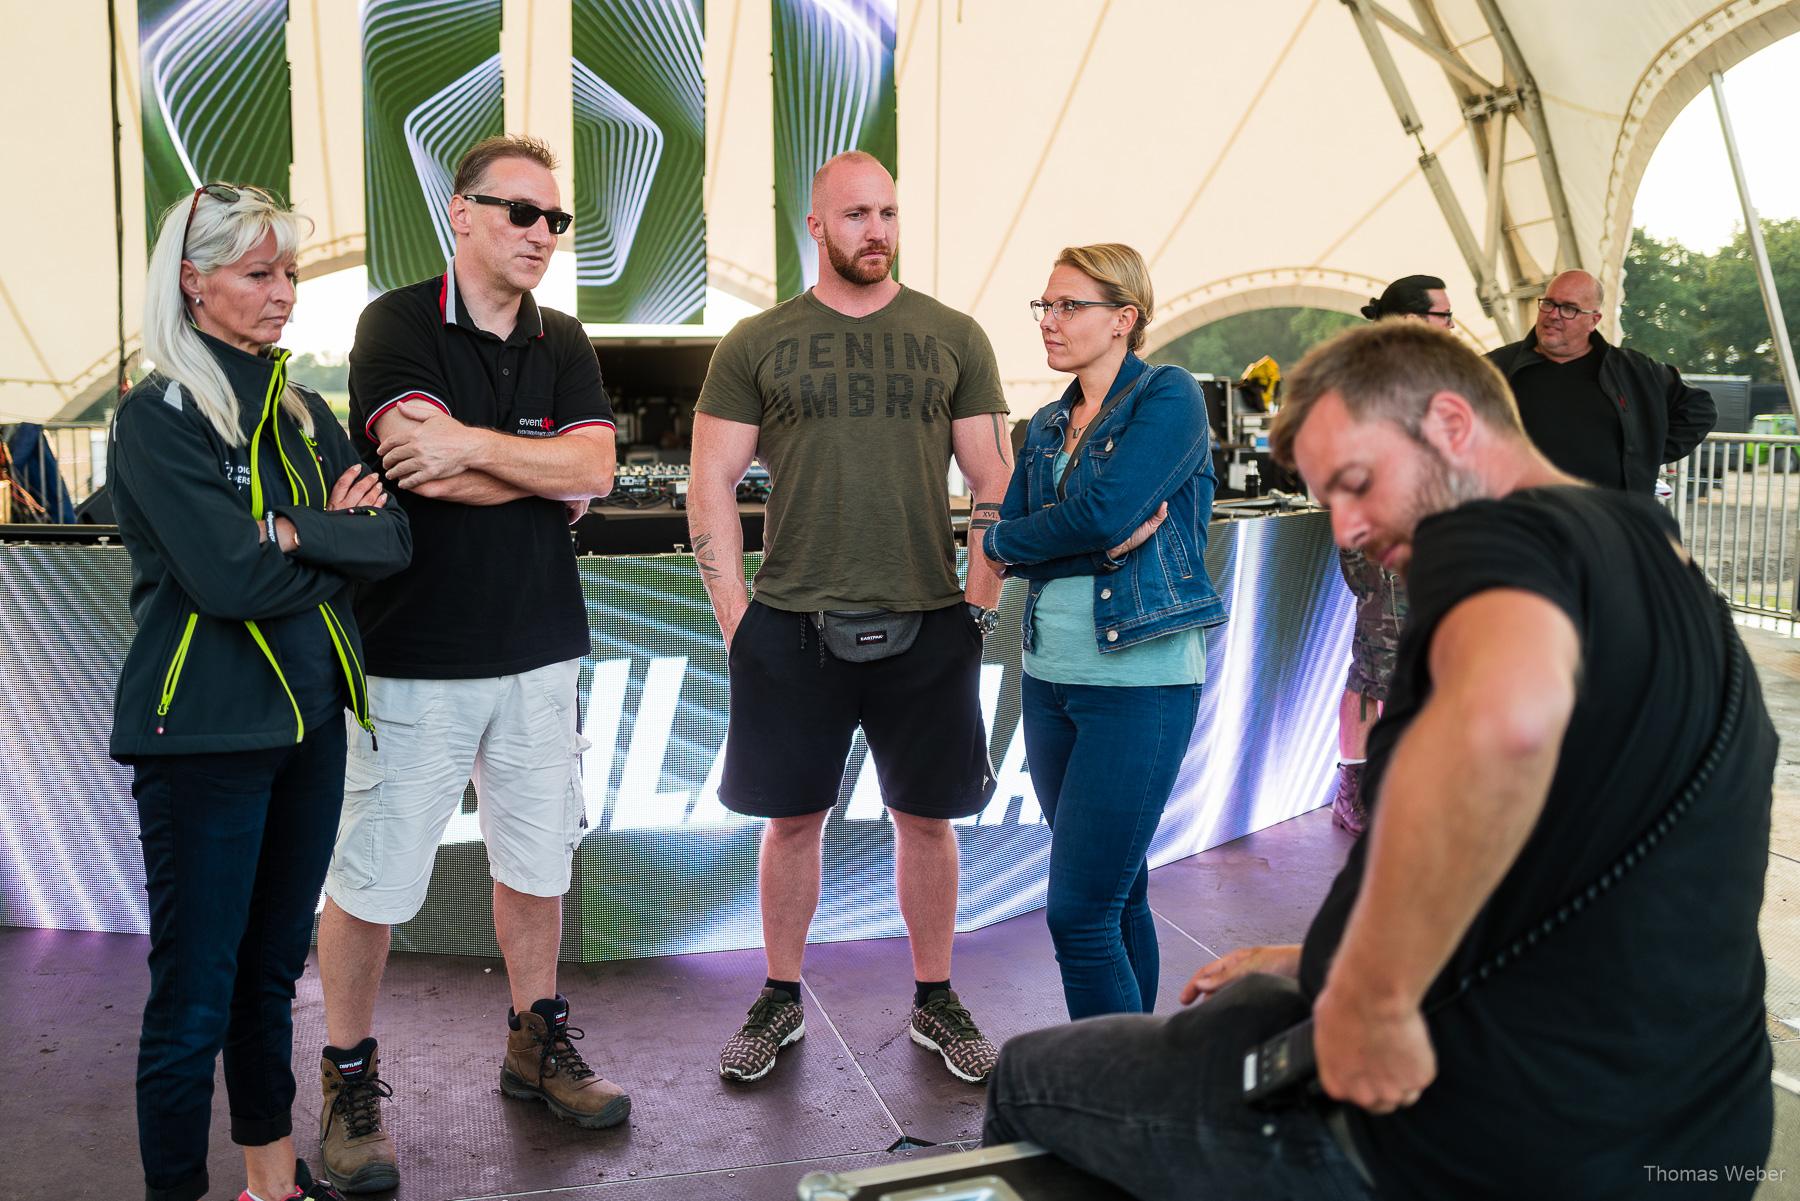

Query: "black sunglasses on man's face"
left=461, top=193, right=573, bottom=236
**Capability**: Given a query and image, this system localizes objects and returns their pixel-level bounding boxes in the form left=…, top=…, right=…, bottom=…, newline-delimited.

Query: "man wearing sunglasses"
left=317, top=135, right=623, bottom=1191
left=1487, top=269, right=1714, bottom=493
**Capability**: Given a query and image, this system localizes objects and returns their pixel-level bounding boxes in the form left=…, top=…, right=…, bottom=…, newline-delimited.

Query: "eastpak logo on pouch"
left=856, top=631, right=888, bottom=645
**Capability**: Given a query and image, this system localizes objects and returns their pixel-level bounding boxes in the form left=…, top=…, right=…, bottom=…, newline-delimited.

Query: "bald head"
left=1535, top=269, right=1605, bottom=362
left=810, top=150, right=892, bottom=216
left=807, top=151, right=899, bottom=290
left=1549, top=270, right=1602, bottom=310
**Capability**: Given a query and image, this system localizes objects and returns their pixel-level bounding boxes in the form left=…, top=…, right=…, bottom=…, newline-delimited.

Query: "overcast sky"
left=1633, top=35, right=1800, bottom=252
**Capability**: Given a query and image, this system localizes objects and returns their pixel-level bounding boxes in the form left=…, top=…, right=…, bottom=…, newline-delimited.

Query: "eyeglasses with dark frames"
left=1537, top=298, right=1600, bottom=320
left=1029, top=298, right=1127, bottom=322
left=462, top=193, right=574, bottom=236
left=1424, top=309, right=1456, bottom=328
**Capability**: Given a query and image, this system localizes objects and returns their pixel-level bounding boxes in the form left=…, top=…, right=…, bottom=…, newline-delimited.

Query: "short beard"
left=825, top=233, right=892, bottom=286
left=1409, top=442, right=1484, bottom=527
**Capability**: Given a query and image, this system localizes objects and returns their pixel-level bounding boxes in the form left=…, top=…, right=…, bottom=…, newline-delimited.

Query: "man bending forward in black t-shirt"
left=982, top=320, right=1776, bottom=1200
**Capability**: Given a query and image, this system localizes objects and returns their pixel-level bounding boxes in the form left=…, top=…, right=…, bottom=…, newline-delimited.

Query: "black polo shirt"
left=348, top=260, right=614, bottom=678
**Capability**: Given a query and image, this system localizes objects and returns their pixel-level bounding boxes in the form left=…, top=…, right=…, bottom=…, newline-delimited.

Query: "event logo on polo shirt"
left=515, top=415, right=557, bottom=438
left=764, top=332, right=953, bottom=427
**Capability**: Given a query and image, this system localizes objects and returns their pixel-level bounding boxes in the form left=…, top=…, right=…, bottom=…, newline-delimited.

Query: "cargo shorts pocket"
left=565, top=729, right=592, bottom=854
left=532, top=663, right=591, bottom=856
left=334, top=715, right=387, bottom=889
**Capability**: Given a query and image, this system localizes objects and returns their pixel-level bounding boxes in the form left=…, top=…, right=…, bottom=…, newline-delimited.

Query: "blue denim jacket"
left=984, top=354, right=1226, bottom=652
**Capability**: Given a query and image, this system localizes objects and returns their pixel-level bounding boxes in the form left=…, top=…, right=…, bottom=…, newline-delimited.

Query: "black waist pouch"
left=810, top=608, right=923, bottom=662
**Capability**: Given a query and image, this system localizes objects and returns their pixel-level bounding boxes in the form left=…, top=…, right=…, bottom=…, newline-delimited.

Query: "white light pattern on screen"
left=775, top=0, right=895, bottom=292
left=143, top=0, right=286, bottom=186
left=0, top=519, right=1352, bottom=957
left=403, top=53, right=504, bottom=262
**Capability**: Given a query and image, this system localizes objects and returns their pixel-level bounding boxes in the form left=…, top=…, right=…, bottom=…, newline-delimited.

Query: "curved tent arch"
left=5, top=1, right=1799, bottom=423
left=1145, top=270, right=1392, bottom=359
left=1594, top=1, right=1800, bottom=312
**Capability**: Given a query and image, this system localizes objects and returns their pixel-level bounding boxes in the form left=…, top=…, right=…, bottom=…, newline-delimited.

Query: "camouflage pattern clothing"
left=1339, top=547, right=1408, bottom=702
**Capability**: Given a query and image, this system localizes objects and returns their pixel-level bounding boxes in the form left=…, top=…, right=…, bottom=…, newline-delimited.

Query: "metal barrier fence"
left=1, top=422, right=109, bottom=521
left=1670, top=433, right=1800, bottom=621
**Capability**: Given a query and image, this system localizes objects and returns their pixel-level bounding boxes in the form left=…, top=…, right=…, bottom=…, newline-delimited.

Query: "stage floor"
left=5, top=809, right=1355, bottom=1201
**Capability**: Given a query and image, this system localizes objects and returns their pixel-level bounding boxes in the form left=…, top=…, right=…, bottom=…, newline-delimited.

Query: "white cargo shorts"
left=324, top=659, right=588, bottom=924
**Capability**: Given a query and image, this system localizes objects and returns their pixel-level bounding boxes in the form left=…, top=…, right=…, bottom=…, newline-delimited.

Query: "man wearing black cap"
left=1330, top=275, right=1453, bottom=835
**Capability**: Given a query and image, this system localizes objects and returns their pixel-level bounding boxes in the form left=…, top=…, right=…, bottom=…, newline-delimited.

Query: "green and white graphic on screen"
left=362, top=0, right=502, bottom=294
left=772, top=0, right=897, bottom=299
left=572, top=0, right=706, bottom=326
left=139, top=0, right=293, bottom=243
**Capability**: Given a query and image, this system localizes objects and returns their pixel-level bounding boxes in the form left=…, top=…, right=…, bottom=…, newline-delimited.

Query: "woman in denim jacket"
left=982, top=243, right=1224, bottom=1019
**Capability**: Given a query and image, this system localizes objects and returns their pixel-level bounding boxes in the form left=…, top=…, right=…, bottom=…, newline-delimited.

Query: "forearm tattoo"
left=694, top=532, right=721, bottom=583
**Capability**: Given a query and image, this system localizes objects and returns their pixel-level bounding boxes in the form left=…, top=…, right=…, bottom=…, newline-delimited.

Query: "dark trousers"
left=1022, top=674, right=1200, bottom=1018
left=133, top=720, right=346, bottom=1201
left=983, top=974, right=1374, bottom=1201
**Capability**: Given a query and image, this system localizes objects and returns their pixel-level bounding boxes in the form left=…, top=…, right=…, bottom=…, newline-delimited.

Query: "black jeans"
left=133, top=720, right=346, bottom=1201
left=983, top=974, right=1375, bottom=1201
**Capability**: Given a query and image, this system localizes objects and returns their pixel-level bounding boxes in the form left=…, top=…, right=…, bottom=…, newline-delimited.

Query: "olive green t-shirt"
left=697, top=286, right=1007, bottom=611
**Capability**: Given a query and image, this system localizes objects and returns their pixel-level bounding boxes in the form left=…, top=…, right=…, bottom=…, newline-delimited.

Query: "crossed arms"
left=372, top=400, right=615, bottom=520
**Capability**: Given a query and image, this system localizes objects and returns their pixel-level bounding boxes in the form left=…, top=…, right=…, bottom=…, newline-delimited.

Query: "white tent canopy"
left=5, top=0, right=1796, bottom=422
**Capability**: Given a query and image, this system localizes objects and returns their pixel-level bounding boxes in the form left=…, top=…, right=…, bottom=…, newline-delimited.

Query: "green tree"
left=1620, top=221, right=1800, bottom=382
left=1619, top=227, right=1711, bottom=370
left=1705, top=218, right=1800, bottom=378
left=1148, top=307, right=1359, bottom=378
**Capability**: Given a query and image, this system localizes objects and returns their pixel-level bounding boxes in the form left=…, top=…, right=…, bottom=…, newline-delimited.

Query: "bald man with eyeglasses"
left=1487, top=269, right=1714, bottom=492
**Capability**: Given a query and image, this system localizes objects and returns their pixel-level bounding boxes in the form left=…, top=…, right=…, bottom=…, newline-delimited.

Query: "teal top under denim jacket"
left=984, top=353, right=1226, bottom=654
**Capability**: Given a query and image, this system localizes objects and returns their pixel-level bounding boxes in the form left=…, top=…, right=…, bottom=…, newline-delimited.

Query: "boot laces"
left=539, top=1022, right=597, bottom=1082
left=329, top=1073, right=393, bottom=1141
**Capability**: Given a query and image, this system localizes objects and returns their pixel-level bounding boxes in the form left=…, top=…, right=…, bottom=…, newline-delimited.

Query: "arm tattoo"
left=694, top=532, right=721, bottom=583
left=989, top=414, right=1012, bottom=466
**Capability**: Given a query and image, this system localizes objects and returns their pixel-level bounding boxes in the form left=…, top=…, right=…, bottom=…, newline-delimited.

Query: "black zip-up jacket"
left=109, top=334, right=412, bottom=759
left=1487, top=330, right=1716, bottom=494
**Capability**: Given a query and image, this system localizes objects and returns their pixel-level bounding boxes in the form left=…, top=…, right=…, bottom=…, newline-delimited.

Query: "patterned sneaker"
left=909, top=989, right=998, bottom=1083
left=719, top=987, right=805, bottom=1082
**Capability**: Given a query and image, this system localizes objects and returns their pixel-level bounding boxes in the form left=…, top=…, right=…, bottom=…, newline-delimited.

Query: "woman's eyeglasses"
left=461, top=193, right=574, bottom=236
left=1029, top=298, right=1125, bottom=322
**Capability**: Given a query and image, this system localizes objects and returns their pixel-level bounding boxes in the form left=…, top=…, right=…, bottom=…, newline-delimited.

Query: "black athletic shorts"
left=720, top=600, right=994, bottom=819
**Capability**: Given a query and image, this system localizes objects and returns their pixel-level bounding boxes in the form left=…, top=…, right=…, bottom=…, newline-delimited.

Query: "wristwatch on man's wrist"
left=966, top=603, right=999, bottom=637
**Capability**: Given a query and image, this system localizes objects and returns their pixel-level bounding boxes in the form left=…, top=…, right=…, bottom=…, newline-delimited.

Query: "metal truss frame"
left=1340, top=0, right=1577, bottom=341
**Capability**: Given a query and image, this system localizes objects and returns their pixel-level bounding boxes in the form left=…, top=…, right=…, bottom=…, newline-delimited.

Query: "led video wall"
left=0, top=513, right=1351, bottom=962
left=361, top=0, right=503, bottom=293
left=573, top=0, right=707, bottom=325
left=139, top=0, right=293, bottom=237
left=771, top=0, right=898, bottom=298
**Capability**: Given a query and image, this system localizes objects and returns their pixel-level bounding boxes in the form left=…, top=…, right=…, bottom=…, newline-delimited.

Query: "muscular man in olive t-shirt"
left=688, top=151, right=1014, bottom=1087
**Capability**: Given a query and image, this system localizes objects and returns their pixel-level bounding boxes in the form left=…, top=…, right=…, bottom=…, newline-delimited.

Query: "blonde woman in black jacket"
left=111, top=184, right=410, bottom=1201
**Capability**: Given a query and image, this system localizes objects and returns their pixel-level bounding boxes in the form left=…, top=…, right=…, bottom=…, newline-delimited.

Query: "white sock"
left=242, top=1192, right=269, bottom=1201
left=1338, top=757, right=1366, bottom=767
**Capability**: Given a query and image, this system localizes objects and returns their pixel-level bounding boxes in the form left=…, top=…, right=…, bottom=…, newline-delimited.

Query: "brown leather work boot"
left=500, top=995, right=631, bottom=1129
left=1330, top=761, right=1368, bottom=838
left=318, top=1038, right=398, bottom=1193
